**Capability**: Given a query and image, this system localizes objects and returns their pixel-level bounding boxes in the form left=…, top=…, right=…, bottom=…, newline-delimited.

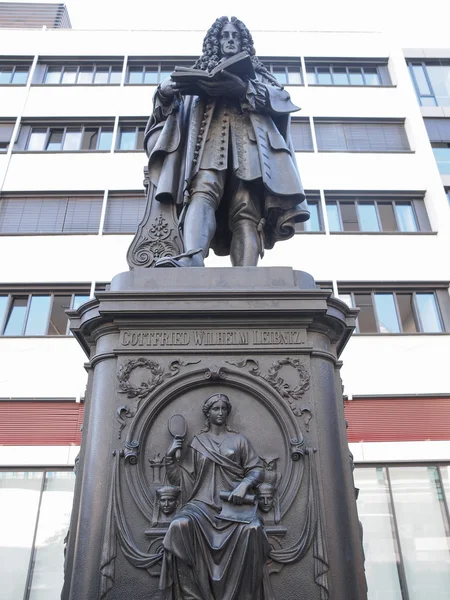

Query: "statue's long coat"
left=144, top=73, right=309, bottom=254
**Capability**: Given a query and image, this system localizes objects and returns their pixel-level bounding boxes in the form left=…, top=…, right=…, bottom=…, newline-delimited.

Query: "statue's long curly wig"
left=194, top=16, right=280, bottom=87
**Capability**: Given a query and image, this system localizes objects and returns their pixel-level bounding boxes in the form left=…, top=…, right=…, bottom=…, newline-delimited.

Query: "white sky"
left=62, top=0, right=450, bottom=48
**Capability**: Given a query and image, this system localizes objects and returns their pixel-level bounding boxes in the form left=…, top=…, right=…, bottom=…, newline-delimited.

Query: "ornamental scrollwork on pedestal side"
left=128, top=212, right=183, bottom=268
left=226, top=357, right=312, bottom=426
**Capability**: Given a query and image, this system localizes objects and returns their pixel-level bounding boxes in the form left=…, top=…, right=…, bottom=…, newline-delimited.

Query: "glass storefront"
left=0, top=465, right=449, bottom=599
left=0, top=471, right=75, bottom=600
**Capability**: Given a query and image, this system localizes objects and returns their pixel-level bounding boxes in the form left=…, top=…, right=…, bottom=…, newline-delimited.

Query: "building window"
left=325, top=196, right=430, bottom=232
left=296, top=193, right=324, bottom=232
left=0, top=122, right=15, bottom=152
left=38, top=62, right=122, bottom=85
left=306, top=61, right=390, bottom=86
left=432, top=144, right=450, bottom=175
left=338, top=287, right=445, bottom=333
left=354, top=465, right=450, bottom=600
left=408, top=61, right=450, bottom=107
left=0, top=291, right=90, bottom=336
left=0, top=470, right=75, bottom=600
left=0, top=195, right=103, bottom=234
left=261, top=58, right=303, bottom=85
left=17, top=124, right=114, bottom=152
left=424, top=118, right=450, bottom=175
left=126, top=59, right=195, bottom=84
left=290, top=118, right=313, bottom=151
left=314, top=119, right=410, bottom=152
left=116, top=123, right=146, bottom=151
left=0, top=63, right=30, bottom=84
left=103, top=193, right=146, bottom=233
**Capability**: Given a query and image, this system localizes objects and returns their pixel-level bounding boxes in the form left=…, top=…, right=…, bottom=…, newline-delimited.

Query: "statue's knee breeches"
left=228, top=181, right=262, bottom=231
left=189, top=169, right=227, bottom=211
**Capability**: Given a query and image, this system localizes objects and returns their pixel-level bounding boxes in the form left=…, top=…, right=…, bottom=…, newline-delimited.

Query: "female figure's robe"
left=160, top=432, right=273, bottom=600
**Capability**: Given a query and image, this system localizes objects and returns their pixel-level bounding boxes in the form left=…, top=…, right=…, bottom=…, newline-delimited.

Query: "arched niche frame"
left=123, top=364, right=307, bottom=523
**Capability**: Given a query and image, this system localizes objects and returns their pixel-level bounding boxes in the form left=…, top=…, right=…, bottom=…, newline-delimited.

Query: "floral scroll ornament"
left=131, top=212, right=183, bottom=268
left=227, top=357, right=312, bottom=428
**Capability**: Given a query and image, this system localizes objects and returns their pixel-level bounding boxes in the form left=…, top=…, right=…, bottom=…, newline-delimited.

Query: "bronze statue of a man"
left=144, top=16, right=309, bottom=267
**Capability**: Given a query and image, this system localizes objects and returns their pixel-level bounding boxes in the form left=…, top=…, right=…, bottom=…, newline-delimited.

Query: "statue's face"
left=258, top=491, right=275, bottom=513
left=208, top=399, right=228, bottom=426
left=220, top=23, right=242, bottom=57
left=159, top=494, right=178, bottom=515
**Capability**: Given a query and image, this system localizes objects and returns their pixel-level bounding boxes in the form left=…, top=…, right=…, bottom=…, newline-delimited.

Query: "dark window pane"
left=3, top=297, right=27, bottom=335
left=317, top=67, right=332, bottom=85
left=136, top=127, right=145, bottom=150
left=44, top=67, right=61, bottom=84
left=304, top=202, right=321, bottom=231
left=397, top=294, right=418, bottom=333
left=326, top=203, right=341, bottom=231
left=332, top=67, right=349, bottom=85
left=395, top=203, right=418, bottom=232
left=363, top=67, right=381, bottom=85
left=357, top=203, right=380, bottom=231
left=128, top=67, right=143, bottom=83
left=77, top=67, right=93, bottom=84
left=378, top=202, right=397, bottom=231
left=63, top=197, right=102, bottom=233
left=0, top=68, right=13, bottom=83
left=24, top=295, right=51, bottom=335
left=61, top=67, right=76, bottom=84
left=94, top=67, right=109, bottom=84
left=416, top=293, right=443, bottom=332
left=119, top=128, right=137, bottom=150
left=11, top=67, right=28, bottom=84
left=62, top=128, right=82, bottom=151
left=340, top=202, right=359, bottom=231
left=46, top=129, right=64, bottom=151
left=81, top=128, right=98, bottom=150
left=103, top=196, right=146, bottom=233
left=48, top=295, right=72, bottom=335
left=109, top=67, right=122, bottom=84
left=373, top=293, right=401, bottom=333
left=348, top=67, right=364, bottom=85
left=354, top=293, right=377, bottom=333
left=273, top=68, right=288, bottom=85
left=290, top=120, right=313, bottom=151
left=98, top=128, right=113, bottom=150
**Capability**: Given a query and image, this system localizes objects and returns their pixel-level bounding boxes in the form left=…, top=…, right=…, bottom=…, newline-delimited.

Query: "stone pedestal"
left=63, top=267, right=366, bottom=600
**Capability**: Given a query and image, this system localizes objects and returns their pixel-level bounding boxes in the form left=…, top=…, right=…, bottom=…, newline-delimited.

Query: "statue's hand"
left=198, top=72, right=247, bottom=99
left=167, top=436, right=184, bottom=458
left=159, top=78, right=178, bottom=99
left=228, top=481, right=249, bottom=505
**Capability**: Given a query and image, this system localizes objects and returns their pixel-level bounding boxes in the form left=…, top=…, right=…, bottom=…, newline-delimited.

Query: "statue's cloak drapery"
left=161, top=432, right=273, bottom=600
left=144, top=74, right=310, bottom=254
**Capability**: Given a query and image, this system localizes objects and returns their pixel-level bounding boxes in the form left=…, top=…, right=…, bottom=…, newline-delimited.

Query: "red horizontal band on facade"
left=345, top=397, right=450, bottom=442
left=0, top=401, right=84, bottom=446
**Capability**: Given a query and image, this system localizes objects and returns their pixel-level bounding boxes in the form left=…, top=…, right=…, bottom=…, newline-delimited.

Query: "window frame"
left=41, top=62, right=122, bottom=85
left=295, top=193, right=325, bottom=233
left=22, top=124, right=114, bottom=152
left=306, top=61, right=389, bottom=86
left=338, top=286, right=447, bottom=334
left=314, top=119, right=411, bottom=153
left=0, top=289, right=91, bottom=336
left=408, top=60, right=450, bottom=107
left=261, top=58, right=304, bottom=86
left=325, top=197, right=427, bottom=233
left=126, top=58, right=196, bottom=85
left=0, top=63, right=30, bottom=85
left=116, top=123, right=146, bottom=151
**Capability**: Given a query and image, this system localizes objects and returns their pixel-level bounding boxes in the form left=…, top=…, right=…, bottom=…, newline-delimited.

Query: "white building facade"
left=0, top=24, right=449, bottom=600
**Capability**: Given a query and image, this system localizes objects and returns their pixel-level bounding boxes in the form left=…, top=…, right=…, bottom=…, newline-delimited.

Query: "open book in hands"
left=171, top=51, right=256, bottom=85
